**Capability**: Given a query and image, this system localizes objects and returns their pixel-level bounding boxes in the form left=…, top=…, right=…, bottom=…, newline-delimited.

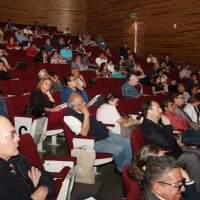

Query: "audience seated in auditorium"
left=148, top=62, right=161, bottom=80
left=124, top=54, right=136, bottom=72
left=35, top=47, right=48, bottom=63
left=179, top=63, right=192, bottom=79
left=143, top=156, right=190, bottom=200
left=0, top=47, right=12, bottom=69
left=95, top=52, right=108, bottom=67
left=156, top=68, right=169, bottom=92
left=96, top=93, right=133, bottom=135
left=6, top=36, right=20, bottom=50
left=0, top=60, right=10, bottom=80
left=190, top=86, right=200, bottom=97
left=83, top=34, right=97, bottom=46
left=120, top=42, right=128, bottom=59
left=27, top=35, right=34, bottom=47
left=55, top=37, right=65, bottom=49
left=107, top=59, right=115, bottom=73
left=97, top=62, right=112, bottom=78
left=177, top=83, right=190, bottom=103
left=15, top=30, right=28, bottom=43
left=133, top=63, right=145, bottom=78
left=25, top=42, right=38, bottom=57
left=152, top=76, right=166, bottom=95
left=42, top=38, right=55, bottom=57
left=60, top=44, right=72, bottom=63
left=185, top=73, right=199, bottom=93
left=64, top=93, right=132, bottom=172
left=163, top=53, right=175, bottom=69
left=75, top=43, right=87, bottom=55
left=48, top=71, right=63, bottom=92
left=60, top=75, right=89, bottom=104
left=71, top=67, right=87, bottom=89
left=5, top=19, right=18, bottom=31
left=50, top=51, right=65, bottom=64
left=128, top=144, right=196, bottom=200
left=183, top=95, right=200, bottom=123
left=140, top=100, right=200, bottom=192
left=160, top=60, right=170, bottom=75
left=82, top=30, right=89, bottom=40
left=112, top=65, right=126, bottom=78
left=77, top=33, right=83, bottom=43
left=82, top=50, right=98, bottom=70
left=104, top=47, right=113, bottom=59
left=33, top=29, right=43, bottom=39
left=96, top=34, right=107, bottom=50
left=121, top=74, right=143, bottom=98
left=163, top=98, right=200, bottom=145
left=146, top=53, right=157, bottom=64
left=172, top=92, right=200, bottom=130
left=30, top=78, right=61, bottom=117
left=71, top=55, right=87, bottom=71
left=0, top=116, right=55, bottom=199
left=63, top=27, right=72, bottom=35
left=115, top=56, right=128, bottom=77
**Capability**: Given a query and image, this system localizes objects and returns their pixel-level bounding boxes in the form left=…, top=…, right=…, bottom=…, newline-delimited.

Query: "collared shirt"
left=121, top=81, right=142, bottom=98
left=164, top=111, right=189, bottom=131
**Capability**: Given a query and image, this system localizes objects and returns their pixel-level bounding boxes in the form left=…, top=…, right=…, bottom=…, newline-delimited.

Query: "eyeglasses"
left=0, top=130, right=17, bottom=139
left=158, top=178, right=185, bottom=191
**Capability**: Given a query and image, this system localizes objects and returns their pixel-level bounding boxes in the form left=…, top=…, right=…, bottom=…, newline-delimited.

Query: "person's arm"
left=79, top=105, right=90, bottom=136
left=79, top=75, right=87, bottom=88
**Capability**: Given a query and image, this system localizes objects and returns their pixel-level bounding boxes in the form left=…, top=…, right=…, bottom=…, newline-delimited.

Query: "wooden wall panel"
left=87, top=0, right=200, bottom=68
left=0, top=0, right=87, bottom=33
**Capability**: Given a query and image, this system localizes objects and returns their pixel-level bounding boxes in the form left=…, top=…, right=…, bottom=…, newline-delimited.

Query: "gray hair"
left=38, top=69, right=47, bottom=79
left=67, top=93, right=81, bottom=108
left=144, top=156, right=179, bottom=189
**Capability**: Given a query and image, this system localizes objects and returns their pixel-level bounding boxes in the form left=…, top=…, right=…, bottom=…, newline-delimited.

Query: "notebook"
left=15, top=62, right=28, bottom=69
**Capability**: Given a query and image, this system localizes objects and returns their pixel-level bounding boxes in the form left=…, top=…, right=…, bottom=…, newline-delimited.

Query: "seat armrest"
left=44, top=157, right=76, bottom=171
left=73, top=135, right=96, bottom=140
left=44, top=156, right=77, bottom=163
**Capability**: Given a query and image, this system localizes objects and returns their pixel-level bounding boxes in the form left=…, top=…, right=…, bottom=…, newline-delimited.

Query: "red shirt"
left=164, top=111, right=189, bottom=131
left=6, top=42, right=19, bottom=49
left=25, top=48, right=37, bottom=57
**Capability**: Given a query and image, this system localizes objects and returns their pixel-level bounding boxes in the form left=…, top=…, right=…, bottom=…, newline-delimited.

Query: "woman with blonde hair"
left=30, top=78, right=61, bottom=117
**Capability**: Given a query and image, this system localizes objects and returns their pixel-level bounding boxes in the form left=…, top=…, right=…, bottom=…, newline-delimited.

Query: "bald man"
left=0, top=116, right=54, bottom=199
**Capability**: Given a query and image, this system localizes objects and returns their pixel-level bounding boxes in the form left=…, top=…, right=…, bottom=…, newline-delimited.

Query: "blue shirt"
left=61, top=86, right=89, bottom=103
left=121, top=81, right=142, bottom=97
left=60, top=49, right=72, bottom=59
left=15, top=32, right=28, bottom=43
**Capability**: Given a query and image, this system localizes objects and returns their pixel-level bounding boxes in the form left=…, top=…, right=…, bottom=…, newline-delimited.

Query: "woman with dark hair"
left=152, top=75, right=166, bottom=94
left=97, top=62, right=112, bottom=78
left=96, top=93, right=134, bottom=135
left=30, top=78, right=61, bottom=117
left=35, top=47, right=48, bottom=63
left=6, top=36, right=20, bottom=50
left=128, top=145, right=196, bottom=199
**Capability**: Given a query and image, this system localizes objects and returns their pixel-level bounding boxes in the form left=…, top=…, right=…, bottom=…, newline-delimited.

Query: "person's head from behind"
left=38, top=68, right=48, bottom=80
left=65, top=75, right=77, bottom=89
left=0, top=116, right=20, bottom=161
left=99, top=62, right=108, bottom=72
left=188, top=95, right=200, bottom=108
left=177, top=83, right=185, bottom=93
left=144, top=156, right=185, bottom=200
left=0, top=60, right=5, bottom=70
left=129, top=74, right=139, bottom=86
left=129, top=145, right=163, bottom=185
left=162, top=99, right=176, bottom=114
left=105, top=93, right=119, bottom=107
left=67, top=93, right=86, bottom=112
left=37, top=78, right=52, bottom=93
left=141, top=100, right=162, bottom=122
left=172, top=92, right=185, bottom=107
left=48, top=71, right=58, bottom=82
left=71, top=67, right=80, bottom=78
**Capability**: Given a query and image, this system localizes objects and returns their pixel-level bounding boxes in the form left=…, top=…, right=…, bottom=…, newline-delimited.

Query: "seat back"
left=122, top=166, right=141, bottom=200
left=31, top=117, right=48, bottom=145
left=130, top=126, right=144, bottom=153
left=19, top=133, right=44, bottom=169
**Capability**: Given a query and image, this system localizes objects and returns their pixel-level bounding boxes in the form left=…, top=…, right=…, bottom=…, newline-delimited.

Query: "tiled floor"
left=41, top=136, right=124, bottom=200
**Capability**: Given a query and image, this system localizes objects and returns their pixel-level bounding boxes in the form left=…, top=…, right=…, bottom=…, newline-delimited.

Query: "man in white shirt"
left=95, top=52, right=107, bottom=67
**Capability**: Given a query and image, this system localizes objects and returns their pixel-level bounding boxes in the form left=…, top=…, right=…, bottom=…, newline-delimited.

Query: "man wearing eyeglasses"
left=0, top=116, right=54, bottom=199
left=141, top=100, right=200, bottom=193
left=143, top=156, right=196, bottom=200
